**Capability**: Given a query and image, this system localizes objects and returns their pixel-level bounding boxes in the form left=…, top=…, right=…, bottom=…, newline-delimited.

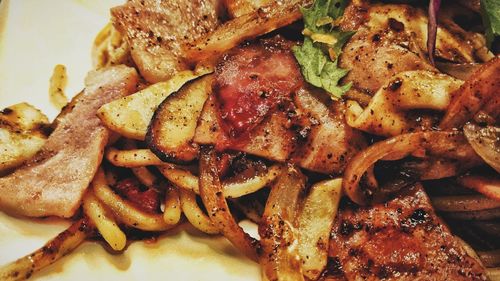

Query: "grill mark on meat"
left=0, top=66, right=138, bottom=218
left=111, top=0, right=220, bottom=83
left=326, top=184, right=487, bottom=280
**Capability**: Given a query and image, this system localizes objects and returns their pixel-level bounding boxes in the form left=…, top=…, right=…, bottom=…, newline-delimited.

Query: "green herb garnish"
left=480, top=0, right=500, bottom=48
left=293, top=0, right=354, bottom=99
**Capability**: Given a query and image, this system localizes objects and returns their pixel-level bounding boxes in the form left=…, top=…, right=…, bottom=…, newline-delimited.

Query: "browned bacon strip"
left=0, top=66, right=138, bottom=218
left=326, top=184, right=487, bottom=280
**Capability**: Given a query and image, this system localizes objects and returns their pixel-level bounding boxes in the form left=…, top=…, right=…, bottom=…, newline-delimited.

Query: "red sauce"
left=113, top=178, right=161, bottom=213
left=214, top=37, right=303, bottom=148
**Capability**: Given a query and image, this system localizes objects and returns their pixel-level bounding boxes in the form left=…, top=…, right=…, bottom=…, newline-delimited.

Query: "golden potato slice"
left=146, top=74, right=213, bottom=163
left=97, top=68, right=211, bottom=140
left=0, top=103, right=50, bottom=173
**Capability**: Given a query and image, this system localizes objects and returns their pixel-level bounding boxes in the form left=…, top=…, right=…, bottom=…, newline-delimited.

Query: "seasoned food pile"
left=0, top=0, right=498, bottom=280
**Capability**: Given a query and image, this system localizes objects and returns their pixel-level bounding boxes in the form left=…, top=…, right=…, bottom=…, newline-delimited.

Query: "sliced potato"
left=0, top=103, right=50, bottom=173
left=297, top=179, right=342, bottom=280
left=146, top=74, right=213, bottom=163
left=97, top=68, right=211, bottom=140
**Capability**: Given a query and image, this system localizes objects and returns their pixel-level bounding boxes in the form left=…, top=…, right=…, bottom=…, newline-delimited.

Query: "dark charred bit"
left=410, top=208, right=430, bottom=225
left=42, top=244, right=57, bottom=255
left=388, top=78, right=403, bottom=91
left=0, top=107, right=13, bottom=115
left=320, top=257, right=344, bottom=279
left=400, top=208, right=432, bottom=233
left=79, top=217, right=95, bottom=235
left=339, top=221, right=355, bottom=236
left=388, top=18, right=405, bottom=32
left=38, top=123, right=54, bottom=137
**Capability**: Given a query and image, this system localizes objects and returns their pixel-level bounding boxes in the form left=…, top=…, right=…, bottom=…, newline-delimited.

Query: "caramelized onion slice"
left=259, top=164, right=306, bottom=281
left=199, top=146, right=258, bottom=261
left=464, top=123, right=500, bottom=173
left=435, top=62, right=481, bottom=80
left=459, top=175, right=500, bottom=201
left=298, top=178, right=342, bottom=280
left=343, top=131, right=481, bottom=205
left=159, top=163, right=279, bottom=198
left=440, top=56, right=500, bottom=129
left=431, top=195, right=500, bottom=212
left=427, top=0, right=441, bottom=65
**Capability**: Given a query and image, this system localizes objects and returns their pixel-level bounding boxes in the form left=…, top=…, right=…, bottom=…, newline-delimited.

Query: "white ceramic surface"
left=0, top=1, right=260, bottom=280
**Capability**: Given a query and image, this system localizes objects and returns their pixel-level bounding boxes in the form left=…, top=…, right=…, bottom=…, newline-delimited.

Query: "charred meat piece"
left=292, top=87, right=366, bottom=175
left=327, top=184, right=487, bottom=280
left=0, top=66, right=138, bottom=218
left=195, top=36, right=365, bottom=174
left=111, top=0, right=220, bottom=83
left=213, top=37, right=303, bottom=143
left=195, top=94, right=298, bottom=162
left=340, top=27, right=435, bottom=96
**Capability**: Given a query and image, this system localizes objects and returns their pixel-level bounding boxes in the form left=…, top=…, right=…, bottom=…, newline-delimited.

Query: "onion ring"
left=343, top=131, right=482, bottom=205
left=199, top=146, right=259, bottom=261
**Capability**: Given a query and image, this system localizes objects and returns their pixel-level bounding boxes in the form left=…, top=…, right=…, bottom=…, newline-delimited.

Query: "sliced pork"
left=0, top=66, right=138, bottom=218
left=214, top=37, right=303, bottom=144
left=326, top=184, right=487, bottom=280
left=340, top=27, right=435, bottom=96
left=194, top=37, right=365, bottom=174
left=111, top=0, right=221, bottom=83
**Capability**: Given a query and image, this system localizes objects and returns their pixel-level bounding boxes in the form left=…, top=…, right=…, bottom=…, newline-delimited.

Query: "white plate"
left=0, top=1, right=260, bottom=280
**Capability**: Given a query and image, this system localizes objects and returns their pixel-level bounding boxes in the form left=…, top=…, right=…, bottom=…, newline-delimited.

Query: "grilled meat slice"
left=0, top=66, right=138, bottom=218
left=340, top=27, right=435, bottom=96
left=195, top=94, right=297, bottom=162
left=111, top=0, right=220, bottom=83
left=339, top=3, right=490, bottom=96
left=292, top=87, right=366, bottom=174
left=326, top=184, right=487, bottom=280
left=194, top=37, right=364, bottom=173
